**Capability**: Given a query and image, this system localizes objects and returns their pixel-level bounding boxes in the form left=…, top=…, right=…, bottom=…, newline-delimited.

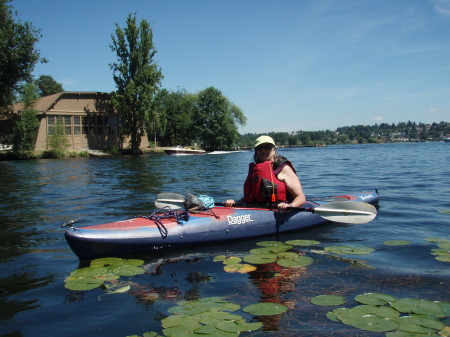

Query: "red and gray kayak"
left=64, top=190, right=380, bottom=259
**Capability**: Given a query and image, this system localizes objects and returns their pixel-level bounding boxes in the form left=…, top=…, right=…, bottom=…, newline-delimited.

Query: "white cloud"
left=432, top=0, right=450, bottom=16
left=429, top=108, right=440, bottom=113
left=373, top=116, right=384, bottom=122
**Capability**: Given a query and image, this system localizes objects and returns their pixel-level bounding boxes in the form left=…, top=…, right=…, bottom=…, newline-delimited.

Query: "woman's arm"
left=277, top=165, right=306, bottom=210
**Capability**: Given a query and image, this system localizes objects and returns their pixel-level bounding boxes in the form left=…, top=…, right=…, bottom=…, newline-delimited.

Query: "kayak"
left=64, top=190, right=380, bottom=259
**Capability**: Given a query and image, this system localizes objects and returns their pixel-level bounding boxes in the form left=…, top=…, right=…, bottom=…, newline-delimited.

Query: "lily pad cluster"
left=214, top=240, right=315, bottom=273
left=129, top=297, right=289, bottom=337
left=213, top=256, right=257, bottom=274
left=426, top=237, right=450, bottom=263
left=64, top=257, right=145, bottom=291
left=311, top=292, right=450, bottom=335
left=243, top=241, right=314, bottom=268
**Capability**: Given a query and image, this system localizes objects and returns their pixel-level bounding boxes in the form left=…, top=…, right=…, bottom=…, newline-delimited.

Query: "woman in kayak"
left=224, top=135, right=306, bottom=211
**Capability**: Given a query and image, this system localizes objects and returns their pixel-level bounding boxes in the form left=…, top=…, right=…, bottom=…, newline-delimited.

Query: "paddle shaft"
left=215, top=202, right=312, bottom=212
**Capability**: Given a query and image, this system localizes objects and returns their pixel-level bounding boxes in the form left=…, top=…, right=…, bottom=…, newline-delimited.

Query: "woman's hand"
left=278, top=202, right=293, bottom=212
left=223, top=199, right=236, bottom=207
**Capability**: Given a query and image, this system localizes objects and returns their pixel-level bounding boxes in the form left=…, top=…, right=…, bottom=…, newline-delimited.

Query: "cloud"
left=429, top=108, right=440, bottom=113
left=373, top=116, right=384, bottom=122
left=432, top=0, right=450, bottom=16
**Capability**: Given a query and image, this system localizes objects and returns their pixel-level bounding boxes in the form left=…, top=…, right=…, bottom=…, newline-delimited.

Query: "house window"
left=74, top=126, right=81, bottom=135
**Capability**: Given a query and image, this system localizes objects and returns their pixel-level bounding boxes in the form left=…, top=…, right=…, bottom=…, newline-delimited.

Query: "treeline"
left=238, top=121, right=450, bottom=147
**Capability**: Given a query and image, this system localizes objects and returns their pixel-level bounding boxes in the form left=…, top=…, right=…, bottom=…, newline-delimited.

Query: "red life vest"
left=243, top=160, right=295, bottom=203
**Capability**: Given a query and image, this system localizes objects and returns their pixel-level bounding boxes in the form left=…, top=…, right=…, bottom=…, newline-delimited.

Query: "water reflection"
left=0, top=272, right=55, bottom=322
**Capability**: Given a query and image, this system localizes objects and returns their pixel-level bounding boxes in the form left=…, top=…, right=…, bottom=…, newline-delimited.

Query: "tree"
left=11, top=82, right=40, bottom=158
left=46, top=117, right=70, bottom=157
left=153, top=88, right=196, bottom=146
left=35, top=75, right=63, bottom=96
left=0, top=0, right=45, bottom=114
left=110, top=13, right=163, bottom=154
left=192, top=87, right=246, bottom=150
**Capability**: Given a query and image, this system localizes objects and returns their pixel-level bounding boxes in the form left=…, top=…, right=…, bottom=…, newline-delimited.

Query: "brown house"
left=10, top=91, right=149, bottom=151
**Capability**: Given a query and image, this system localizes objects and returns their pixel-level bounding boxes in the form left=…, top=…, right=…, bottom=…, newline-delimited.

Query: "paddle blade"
left=155, top=200, right=183, bottom=209
left=155, top=193, right=185, bottom=209
left=156, top=193, right=184, bottom=202
left=314, top=201, right=377, bottom=224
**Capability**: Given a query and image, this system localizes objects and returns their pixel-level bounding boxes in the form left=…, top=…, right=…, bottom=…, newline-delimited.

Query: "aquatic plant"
left=129, top=297, right=279, bottom=337
left=315, top=292, right=450, bottom=335
left=64, top=257, right=145, bottom=291
left=384, top=240, right=411, bottom=246
left=426, top=237, right=450, bottom=262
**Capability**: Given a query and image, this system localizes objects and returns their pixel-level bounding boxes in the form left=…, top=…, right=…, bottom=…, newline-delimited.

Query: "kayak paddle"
left=155, top=193, right=377, bottom=224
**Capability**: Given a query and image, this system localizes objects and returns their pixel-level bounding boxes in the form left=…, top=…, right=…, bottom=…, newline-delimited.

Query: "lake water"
left=1, top=142, right=449, bottom=337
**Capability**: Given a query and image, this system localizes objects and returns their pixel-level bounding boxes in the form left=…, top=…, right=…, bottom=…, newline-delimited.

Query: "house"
left=9, top=91, right=149, bottom=151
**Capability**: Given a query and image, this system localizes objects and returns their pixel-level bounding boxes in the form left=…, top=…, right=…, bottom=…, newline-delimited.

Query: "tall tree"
left=110, top=13, right=163, bottom=154
left=0, top=0, right=45, bottom=114
left=192, top=87, right=246, bottom=150
left=11, top=82, right=40, bottom=158
left=35, top=75, right=63, bottom=96
left=154, top=88, right=196, bottom=146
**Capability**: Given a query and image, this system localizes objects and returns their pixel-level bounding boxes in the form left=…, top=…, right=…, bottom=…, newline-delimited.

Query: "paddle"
left=155, top=193, right=377, bottom=224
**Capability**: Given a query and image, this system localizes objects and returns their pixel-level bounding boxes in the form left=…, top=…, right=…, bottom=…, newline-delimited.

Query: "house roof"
left=12, top=91, right=111, bottom=114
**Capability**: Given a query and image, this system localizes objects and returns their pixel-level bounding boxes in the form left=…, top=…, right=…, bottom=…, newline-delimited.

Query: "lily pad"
left=243, top=253, right=278, bottom=264
left=90, top=257, right=125, bottom=267
left=285, top=239, right=320, bottom=246
left=70, top=266, right=108, bottom=278
left=324, top=245, right=375, bottom=255
left=350, top=314, right=399, bottom=332
left=223, top=263, right=257, bottom=273
left=243, top=302, right=288, bottom=316
left=169, top=298, right=240, bottom=315
left=437, top=241, right=450, bottom=249
left=355, top=293, right=397, bottom=306
left=277, top=256, right=313, bottom=267
left=390, top=298, right=444, bottom=316
left=435, top=254, right=450, bottom=262
left=192, top=324, right=239, bottom=336
left=215, top=319, right=262, bottom=333
left=222, top=256, right=242, bottom=265
left=256, top=241, right=286, bottom=247
left=64, top=277, right=104, bottom=291
left=213, top=255, right=227, bottom=262
left=161, top=315, right=201, bottom=328
left=311, top=295, right=346, bottom=307
left=162, top=322, right=202, bottom=337
left=349, top=305, right=400, bottom=319
left=384, top=240, right=411, bottom=246
left=112, top=265, right=145, bottom=276
left=198, top=311, right=243, bottom=324
left=397, top=315, right=444, bottom=334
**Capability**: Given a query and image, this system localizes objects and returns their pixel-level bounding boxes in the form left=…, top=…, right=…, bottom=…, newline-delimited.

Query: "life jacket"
left=243, top=159, right=296, bottom=203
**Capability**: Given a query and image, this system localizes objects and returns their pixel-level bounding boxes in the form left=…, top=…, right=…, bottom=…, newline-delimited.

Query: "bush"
left=41, top=149, right=66, bottom=158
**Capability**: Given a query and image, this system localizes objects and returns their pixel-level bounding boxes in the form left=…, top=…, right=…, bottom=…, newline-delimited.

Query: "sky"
left=11, top=0, right=450, bottom=134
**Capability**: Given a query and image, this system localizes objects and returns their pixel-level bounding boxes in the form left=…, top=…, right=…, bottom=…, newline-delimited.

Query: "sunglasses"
left=256, top=144, right=274, bottom=150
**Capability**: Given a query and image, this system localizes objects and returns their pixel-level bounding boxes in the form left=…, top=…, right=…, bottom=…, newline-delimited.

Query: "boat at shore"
left=164, top=145, right=206, bottom=155
left=64, top=190, right=380, bottom=259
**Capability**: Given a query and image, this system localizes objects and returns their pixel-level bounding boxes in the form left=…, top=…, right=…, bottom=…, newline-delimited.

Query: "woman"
left=224, top=135, right=306, bottom=211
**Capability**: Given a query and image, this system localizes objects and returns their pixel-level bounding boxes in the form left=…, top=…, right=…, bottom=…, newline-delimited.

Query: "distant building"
left=8, top=91, right=149, bottom=151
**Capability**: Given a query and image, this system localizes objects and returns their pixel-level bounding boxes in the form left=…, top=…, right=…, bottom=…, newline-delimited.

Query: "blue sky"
left=12, top=0, right=450, bottom=133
